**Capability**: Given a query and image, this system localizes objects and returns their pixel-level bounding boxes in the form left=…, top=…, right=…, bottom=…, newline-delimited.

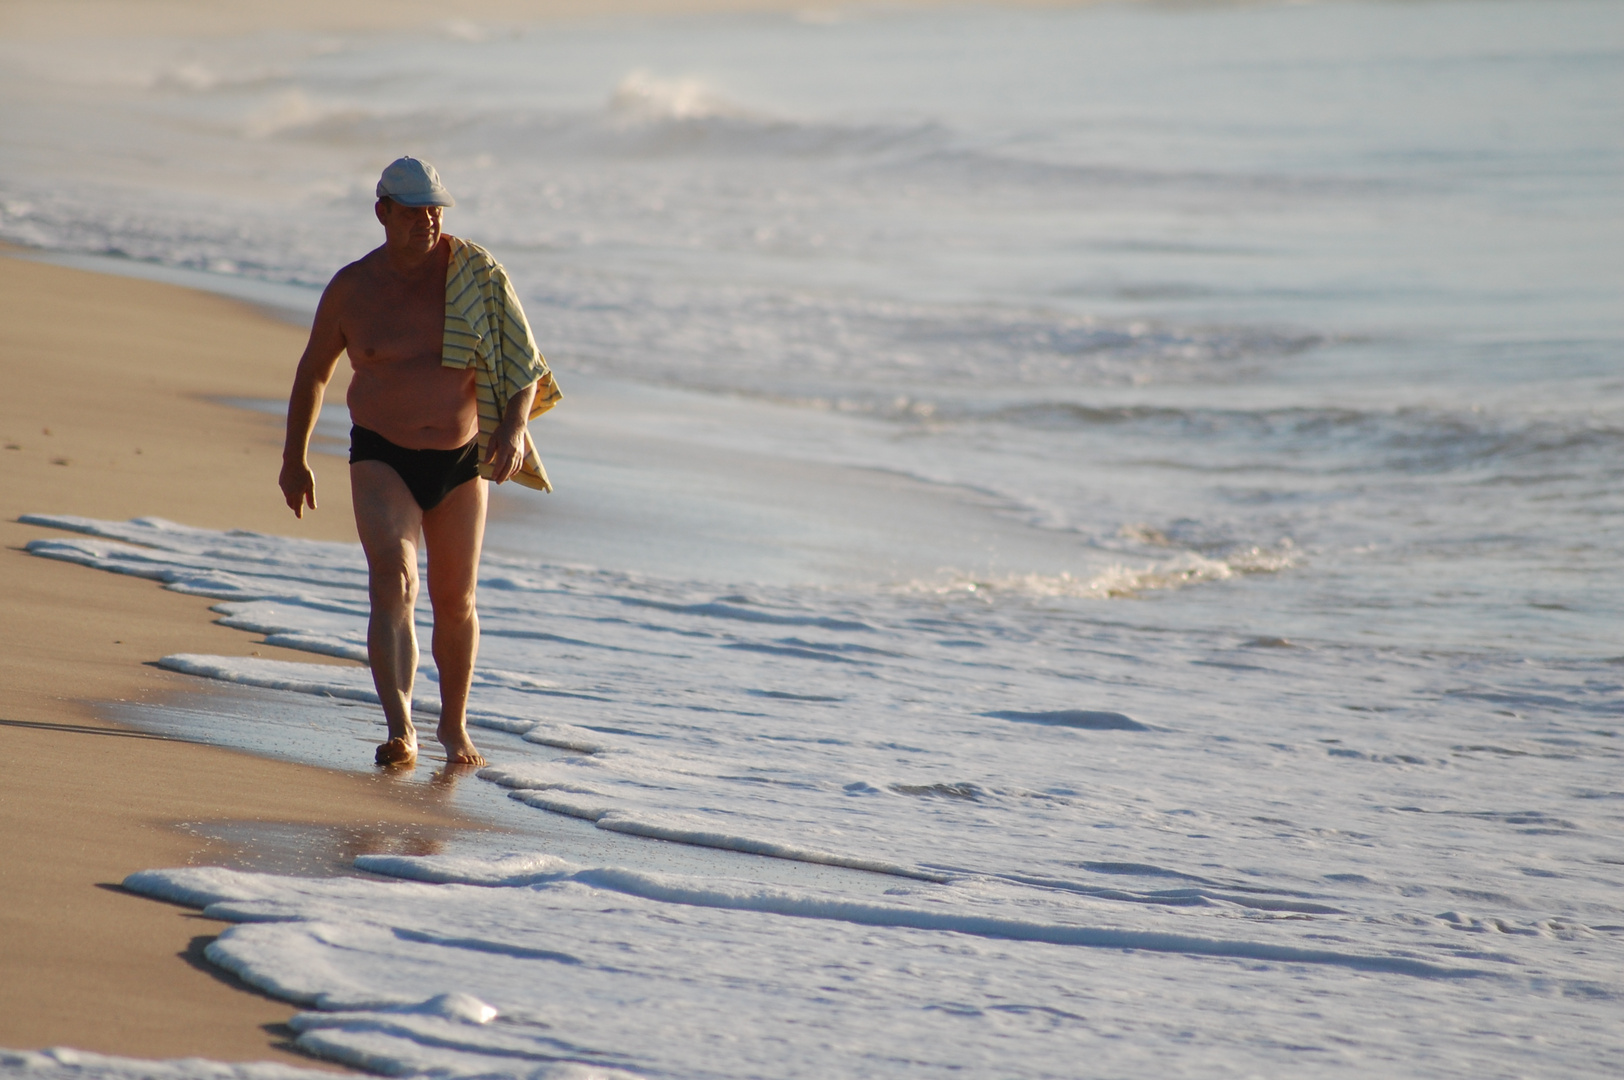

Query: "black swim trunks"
left=349, top=424, right=481, bottom=511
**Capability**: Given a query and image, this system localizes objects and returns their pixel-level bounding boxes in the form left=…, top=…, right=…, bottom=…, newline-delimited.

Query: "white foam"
left=904, top=543, right=1300, bottom=601
left=0, top=1049, right=337, bottom=1080
left=109, top=858, right=1560, bottom=1080
left=590, top=811, right=954, bottom=883
left=155, top=655, right=438, bottom=715
left=515, top=725, right=609, bottom=753
left=353, top=853, right=581, bottom=886
left=609, top=70, right=737, bottom=122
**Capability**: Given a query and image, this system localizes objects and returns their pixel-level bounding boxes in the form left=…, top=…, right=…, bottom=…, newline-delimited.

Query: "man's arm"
left=484, top=379, right=538, bottom=485
left=278, top=280, right=349, bottom=518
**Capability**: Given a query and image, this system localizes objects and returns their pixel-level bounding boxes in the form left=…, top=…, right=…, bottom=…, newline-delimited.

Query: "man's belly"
left=347, top=357, right=479, bottom=450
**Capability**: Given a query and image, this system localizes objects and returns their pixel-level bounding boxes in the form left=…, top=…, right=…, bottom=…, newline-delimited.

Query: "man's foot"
left=375, top=735, right=418, bottom=766
left=437, top=724, right=486, bottom=767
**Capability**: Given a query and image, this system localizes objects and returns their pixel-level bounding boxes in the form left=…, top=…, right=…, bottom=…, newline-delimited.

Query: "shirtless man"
left=279, top=157, right=550, bottom=769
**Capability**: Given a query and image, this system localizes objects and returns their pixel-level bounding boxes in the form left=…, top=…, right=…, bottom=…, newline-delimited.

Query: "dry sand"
left=0, top=251, right=483, bottom=1067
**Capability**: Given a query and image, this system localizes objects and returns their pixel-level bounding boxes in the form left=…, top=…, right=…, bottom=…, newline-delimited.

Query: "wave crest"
left=609, top=70, right=738, bottom=122
left=904, top=543, right=1298, bottom=601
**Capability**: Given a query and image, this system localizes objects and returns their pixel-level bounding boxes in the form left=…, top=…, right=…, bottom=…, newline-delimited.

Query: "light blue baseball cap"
left=376, top=156, right=454, bottom=207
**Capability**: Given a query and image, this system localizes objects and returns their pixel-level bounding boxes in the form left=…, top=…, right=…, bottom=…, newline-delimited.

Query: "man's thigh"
left=351, top=461, right=424, bottom=566
left=421, top=476, right=487, bottom=601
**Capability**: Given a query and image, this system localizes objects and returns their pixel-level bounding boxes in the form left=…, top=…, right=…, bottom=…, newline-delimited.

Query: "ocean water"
left=5, top=2, right=1624, bottom=1077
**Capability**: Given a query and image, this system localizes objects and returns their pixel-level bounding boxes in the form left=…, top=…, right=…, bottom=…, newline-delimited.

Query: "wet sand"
left=0, top=250, right=479, bottom=1066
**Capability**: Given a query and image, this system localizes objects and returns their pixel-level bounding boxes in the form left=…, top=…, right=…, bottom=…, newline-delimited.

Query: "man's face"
left=377, top=199, right=443, bottom=255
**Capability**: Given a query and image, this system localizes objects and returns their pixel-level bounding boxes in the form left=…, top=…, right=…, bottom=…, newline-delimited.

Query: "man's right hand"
left=279, top=458, right=317, bottom=518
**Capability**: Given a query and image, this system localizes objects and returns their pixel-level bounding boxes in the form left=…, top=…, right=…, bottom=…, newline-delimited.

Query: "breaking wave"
left=905, top=543, right=1299, bottom=601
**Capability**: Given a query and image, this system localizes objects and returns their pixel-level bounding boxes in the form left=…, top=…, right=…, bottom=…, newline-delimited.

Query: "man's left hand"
left=484, top=423, right=527, bottom=484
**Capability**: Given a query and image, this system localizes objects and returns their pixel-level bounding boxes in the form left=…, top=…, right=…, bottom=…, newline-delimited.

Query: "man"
left=279, top=156, right=560, bottom=769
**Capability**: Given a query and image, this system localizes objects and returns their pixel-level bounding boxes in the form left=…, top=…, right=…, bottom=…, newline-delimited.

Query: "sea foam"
left=22, top=513, right=1624, bottom=1077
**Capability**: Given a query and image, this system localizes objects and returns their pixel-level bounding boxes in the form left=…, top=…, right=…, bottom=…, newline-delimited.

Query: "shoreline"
left=0, top=251, right=488, bottom=1065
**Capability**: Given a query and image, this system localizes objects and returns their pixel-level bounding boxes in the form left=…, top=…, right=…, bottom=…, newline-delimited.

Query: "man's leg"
left=421, top=475, right=487, bottom=766
left=351, top=460, right=425, bottom=765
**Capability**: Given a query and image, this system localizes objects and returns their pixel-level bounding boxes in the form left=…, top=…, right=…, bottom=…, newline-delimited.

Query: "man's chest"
left=343, top=280, right=447, bottom=365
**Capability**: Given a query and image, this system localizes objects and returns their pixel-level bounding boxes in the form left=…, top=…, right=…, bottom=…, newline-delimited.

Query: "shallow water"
left=6, top=2, right=1624, bottom=1077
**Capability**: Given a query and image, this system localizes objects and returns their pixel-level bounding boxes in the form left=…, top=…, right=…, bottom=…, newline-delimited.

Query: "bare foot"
left=437, top=724, right=486, bottom=767
left=375, top=735, right=418, bottom=767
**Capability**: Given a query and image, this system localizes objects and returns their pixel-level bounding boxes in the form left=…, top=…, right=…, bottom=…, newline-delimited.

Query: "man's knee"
left=369, top=555, right=419, bottom=610
left=428, top=580, right=477, bottom=626
left=425, top=547, right=479, bottom=624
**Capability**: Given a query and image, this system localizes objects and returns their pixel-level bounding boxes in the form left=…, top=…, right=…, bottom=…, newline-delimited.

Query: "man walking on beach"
left=279, top=156, right=560, bottom=769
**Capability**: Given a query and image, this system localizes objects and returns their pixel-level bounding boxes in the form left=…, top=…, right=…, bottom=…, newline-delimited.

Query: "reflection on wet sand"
left=172, top=820, right=468, bottom=880
left=171, top=761, right=491, bottom=878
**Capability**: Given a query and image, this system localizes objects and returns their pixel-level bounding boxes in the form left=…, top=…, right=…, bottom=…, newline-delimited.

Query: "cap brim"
left=384, top=192, right=455, bottom=208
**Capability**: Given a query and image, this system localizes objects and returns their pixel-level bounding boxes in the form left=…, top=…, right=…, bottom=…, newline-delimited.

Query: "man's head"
left=375, top=156, right=451, bottom=255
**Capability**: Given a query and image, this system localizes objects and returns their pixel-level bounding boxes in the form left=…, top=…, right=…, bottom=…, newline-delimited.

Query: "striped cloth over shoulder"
left=441, top=235, right=562, bottom=492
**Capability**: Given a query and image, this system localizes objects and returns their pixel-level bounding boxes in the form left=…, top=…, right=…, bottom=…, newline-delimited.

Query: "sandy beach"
left=0, top=251, right=483, bottom=1065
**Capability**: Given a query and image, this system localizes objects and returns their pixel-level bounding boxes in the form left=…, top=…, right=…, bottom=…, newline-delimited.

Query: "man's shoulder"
left=312, top=256, right=366, bottom=322
left=324, top=248, right=385, bottom=294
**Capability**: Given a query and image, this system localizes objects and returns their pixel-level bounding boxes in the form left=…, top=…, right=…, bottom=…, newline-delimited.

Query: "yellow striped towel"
left=441, top=236, right=562, bottom=492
